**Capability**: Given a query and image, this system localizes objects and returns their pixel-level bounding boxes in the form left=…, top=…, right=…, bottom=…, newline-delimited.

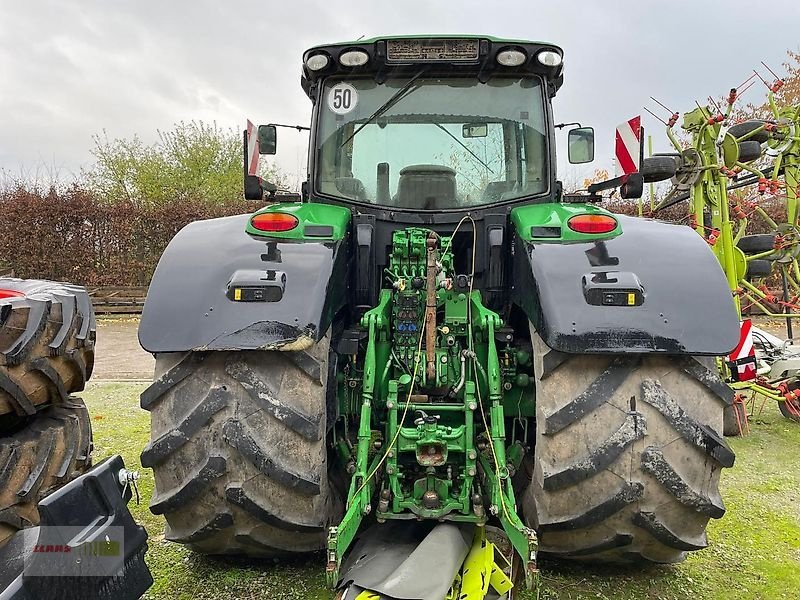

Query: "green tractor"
left=139, top=36, right=740, bottom=597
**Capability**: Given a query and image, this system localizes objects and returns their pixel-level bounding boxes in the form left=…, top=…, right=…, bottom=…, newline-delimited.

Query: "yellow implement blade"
left=458, top=528, right=514, bottom=599
left=489, top=546, right=513, bottom=596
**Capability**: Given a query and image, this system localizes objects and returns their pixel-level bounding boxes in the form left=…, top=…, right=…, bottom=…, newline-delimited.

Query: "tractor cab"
left=253, top=36, right=593, bottom=213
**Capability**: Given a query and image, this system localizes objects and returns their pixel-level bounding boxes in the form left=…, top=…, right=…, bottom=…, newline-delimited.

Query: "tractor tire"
left=737, top=234, right=776, bottom=254
left=746, top=259, right=772, bottom=279
left=0, top=397, right=93, bottom=548
left=0, top=278, right=95, bottom=432
left=141, top=338, right=343, bottom=556
left=729, top=120, right=770, bottom=144
left=737, top=140, right=763, bottom=164
left=640, top=156, right=679, bottom=183
left=523, top=331, right=735, bottom=564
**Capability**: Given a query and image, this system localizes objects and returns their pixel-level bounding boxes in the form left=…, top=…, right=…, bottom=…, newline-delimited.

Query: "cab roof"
left=300, top=35, right=564, bottom=98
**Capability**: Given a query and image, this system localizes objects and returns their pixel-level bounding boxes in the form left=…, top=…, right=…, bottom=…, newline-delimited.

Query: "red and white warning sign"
left=728, top=319, right=757, bottom=382
left=615, top=116, right=642, bottom=176
left=246, top=119, right=259, bottom=176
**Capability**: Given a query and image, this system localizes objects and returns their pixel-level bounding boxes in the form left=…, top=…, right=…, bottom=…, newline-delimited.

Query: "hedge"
left=0, top=186, right=251, bottom=286
left=0, top=186, right=788, bottom=287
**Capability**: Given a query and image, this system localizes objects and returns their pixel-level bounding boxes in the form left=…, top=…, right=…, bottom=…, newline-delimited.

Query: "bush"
left=0, top=186, right=791, bottom=288
left=0, top=185, right=252, bottom=286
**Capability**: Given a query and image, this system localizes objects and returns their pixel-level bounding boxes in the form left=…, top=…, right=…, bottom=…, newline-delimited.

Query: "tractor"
left=139, top=36, right=740, bottom=598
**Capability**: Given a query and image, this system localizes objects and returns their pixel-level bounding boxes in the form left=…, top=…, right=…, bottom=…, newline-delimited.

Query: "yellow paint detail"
left=234, top=288, right=242, bottom=301
left=354, top=591, right=380, bottom=600
left=627, top=292, right=636, bottom=305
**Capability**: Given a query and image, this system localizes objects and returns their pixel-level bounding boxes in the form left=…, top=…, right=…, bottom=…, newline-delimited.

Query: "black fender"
left=139, top=214, right=348, bottom=353
left=513, top=215, right=740, bottom=355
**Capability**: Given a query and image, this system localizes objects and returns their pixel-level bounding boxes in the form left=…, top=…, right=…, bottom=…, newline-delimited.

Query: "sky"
left=1, top=0, right=799, bottom=188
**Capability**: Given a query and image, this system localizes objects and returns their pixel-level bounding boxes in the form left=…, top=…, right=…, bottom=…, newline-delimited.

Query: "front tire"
left=141, top=336, right=343, bottom=555
left=523, top=331, right=735, bottom=563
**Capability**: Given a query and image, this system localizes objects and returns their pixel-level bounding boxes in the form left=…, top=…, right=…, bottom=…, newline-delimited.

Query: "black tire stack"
left=0, top=278, right=95, bottom=547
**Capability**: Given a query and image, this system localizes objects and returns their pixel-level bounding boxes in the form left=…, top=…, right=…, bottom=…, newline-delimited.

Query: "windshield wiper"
left=339, top=68, right=429, bottom=148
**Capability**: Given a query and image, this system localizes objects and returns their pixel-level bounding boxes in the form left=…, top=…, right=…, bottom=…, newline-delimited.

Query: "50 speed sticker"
left=327, top=82, right=358, bottom=115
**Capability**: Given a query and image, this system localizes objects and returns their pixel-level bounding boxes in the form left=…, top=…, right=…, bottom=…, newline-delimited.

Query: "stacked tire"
left=0, top=278, right=95, bottom=547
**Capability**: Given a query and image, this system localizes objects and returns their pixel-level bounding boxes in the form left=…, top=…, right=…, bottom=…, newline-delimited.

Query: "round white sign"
left=327, top=83, right=358, bottom=115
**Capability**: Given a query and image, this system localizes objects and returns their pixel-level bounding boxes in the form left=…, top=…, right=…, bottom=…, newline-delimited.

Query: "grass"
left=83, top=383, right=800, bottom=600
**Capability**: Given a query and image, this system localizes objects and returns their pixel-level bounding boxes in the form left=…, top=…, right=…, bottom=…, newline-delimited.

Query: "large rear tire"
left=0, top=278, right=95, bottom=432
left=0, top=397, right=93, bottom=547
left=523, top=331, right=735, bottom=563
left=141, top=337, right=343, bottom=556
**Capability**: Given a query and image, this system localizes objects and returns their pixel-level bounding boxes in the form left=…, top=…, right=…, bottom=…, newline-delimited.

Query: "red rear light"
left=0, top=289, right=24, bottom=300
left=251, top=212, right=299, bottom=232
left=567, top=214, right=618, bottom=234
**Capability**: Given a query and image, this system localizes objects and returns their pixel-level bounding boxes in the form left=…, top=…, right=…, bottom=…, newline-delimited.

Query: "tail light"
left=567, top=214, right=618, bottom=234
left=0, top=289, right=24, bottom=300
left=250, top=212, right=299, bottom=232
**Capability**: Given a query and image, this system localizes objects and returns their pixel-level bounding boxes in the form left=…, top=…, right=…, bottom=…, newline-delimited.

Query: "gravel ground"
left=94, top=317, right=154, bottom=381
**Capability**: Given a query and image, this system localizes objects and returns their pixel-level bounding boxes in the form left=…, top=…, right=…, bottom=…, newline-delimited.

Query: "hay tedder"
left=137, top=36, right=742, bottom=598
left=646, top=67, right=800, bottom=427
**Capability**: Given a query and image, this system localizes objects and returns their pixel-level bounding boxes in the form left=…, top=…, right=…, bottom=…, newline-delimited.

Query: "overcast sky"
left=1, top=0, right=798, bottom=187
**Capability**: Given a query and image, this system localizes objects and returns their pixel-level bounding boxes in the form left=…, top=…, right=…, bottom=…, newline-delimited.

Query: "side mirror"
left=568, top=127, right=595, bottom=164
left=258, top=125, right=277, bottom=155
left=462, top=123, right=488, bottom=138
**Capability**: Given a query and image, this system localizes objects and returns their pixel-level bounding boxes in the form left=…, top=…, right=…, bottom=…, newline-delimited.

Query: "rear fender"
left=512, top=214, right=739, bottom=355
left=139, top=214, right=348, bottom=353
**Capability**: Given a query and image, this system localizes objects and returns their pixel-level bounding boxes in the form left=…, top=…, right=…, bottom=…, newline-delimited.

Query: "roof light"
left=0, top=289, right=24, bottom=300
left=536, top=50, right=562, bottom=67
left=339, top=49, right=369, bottom=67
left=251, top=212, right=299, bottom=232
left=496, top=48, right=526, bottom=67
left=567, top=214, right=617, bottom=234
left=305, top=53, right=329, bottom=71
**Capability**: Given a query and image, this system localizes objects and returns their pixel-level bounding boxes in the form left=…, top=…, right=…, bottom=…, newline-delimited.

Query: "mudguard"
left=0, top=455, right=152, bottom=600
left=513, top=215, right=740, bottom=355
left=139, top=214, right=348, bottom=353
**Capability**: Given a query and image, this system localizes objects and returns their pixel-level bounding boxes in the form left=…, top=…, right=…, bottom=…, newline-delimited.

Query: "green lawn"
left=84, top=382, right=800, bottom=600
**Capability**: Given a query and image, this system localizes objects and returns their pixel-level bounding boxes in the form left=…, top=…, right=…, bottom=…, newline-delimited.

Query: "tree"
left=86, top=120, right=286, bottom=205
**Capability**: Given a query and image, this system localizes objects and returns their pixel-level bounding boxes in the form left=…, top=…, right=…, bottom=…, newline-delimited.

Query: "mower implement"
left=140, top=35, right=740, bottom=598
